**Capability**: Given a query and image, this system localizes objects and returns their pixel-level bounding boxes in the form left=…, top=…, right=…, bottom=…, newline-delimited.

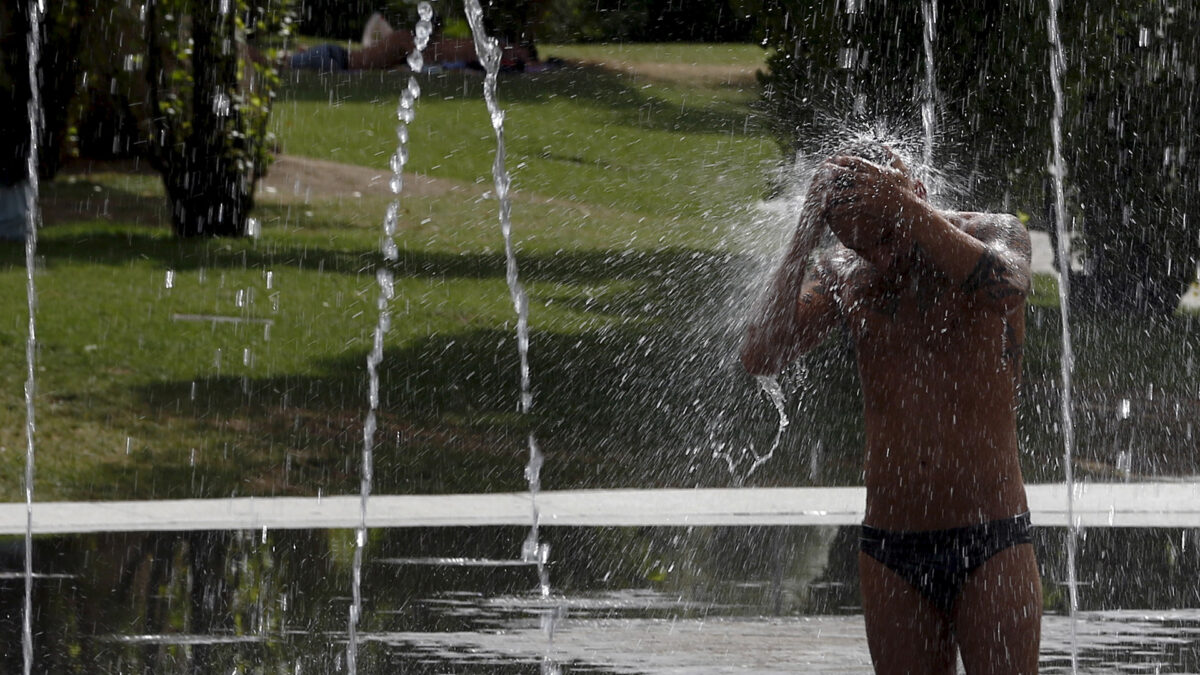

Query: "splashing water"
left=347, top=4, right=433, bottom=672
left=22, top=0, right=45, bottom=672
left=745, top=375, right=791, bottom=480
left=1047, top=0, right=1080, bottom=671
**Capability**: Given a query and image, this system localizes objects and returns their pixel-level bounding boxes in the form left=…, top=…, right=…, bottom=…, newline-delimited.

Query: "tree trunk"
left=164, top=149, right=254, bottom=237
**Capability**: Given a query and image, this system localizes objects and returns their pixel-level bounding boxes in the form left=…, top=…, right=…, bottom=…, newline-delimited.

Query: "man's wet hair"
left=836, top=140, right=903, bottom=169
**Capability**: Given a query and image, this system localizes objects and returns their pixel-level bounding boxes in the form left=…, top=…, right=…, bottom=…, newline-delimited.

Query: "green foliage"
left=146, top=0, right=295, bottom=237
left=294, top=0, right=757, bottom=45
left=535, top=0, right=758, bottom=43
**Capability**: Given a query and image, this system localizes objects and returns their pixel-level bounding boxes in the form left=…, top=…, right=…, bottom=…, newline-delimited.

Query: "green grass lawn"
left=1, top=44, right=1197, bottom=503
left=0, top=46, right=781, bottom=501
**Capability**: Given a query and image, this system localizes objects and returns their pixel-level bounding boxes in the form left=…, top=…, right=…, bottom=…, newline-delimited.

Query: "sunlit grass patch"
left=272, top=54, right=776, bottom=223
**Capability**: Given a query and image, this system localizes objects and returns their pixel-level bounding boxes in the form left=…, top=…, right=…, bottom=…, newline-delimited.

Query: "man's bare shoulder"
left=948, top=211, right=1032, bottom=259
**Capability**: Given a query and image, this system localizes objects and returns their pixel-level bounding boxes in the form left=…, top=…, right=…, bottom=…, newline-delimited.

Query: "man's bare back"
left=741, top=144, right=1041, bottom=674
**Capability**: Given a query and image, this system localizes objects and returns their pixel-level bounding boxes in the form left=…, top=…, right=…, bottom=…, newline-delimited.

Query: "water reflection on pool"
left=2, top=525, right=1198, bottom=673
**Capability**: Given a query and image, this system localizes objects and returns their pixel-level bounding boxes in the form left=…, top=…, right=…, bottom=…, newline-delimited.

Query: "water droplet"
left=417, top=2, right=433, bottom=22
left=384, top=203, right=399, bottom=236
left=164, top=269, right=175, bottom=289
left=376, top=269, right=394, bottom=300
left=415, top=21, right=432, bottom=48
left=838, top=47, right=857, bottom=70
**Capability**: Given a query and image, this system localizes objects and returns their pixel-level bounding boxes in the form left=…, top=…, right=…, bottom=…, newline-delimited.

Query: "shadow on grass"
left=2, top=227, right=740, bottom=292
left=86, top=236, right=867, bottom=500
left=115, top=317, right=869, bottom=501
left=32, top=225, right=1196, bottom=501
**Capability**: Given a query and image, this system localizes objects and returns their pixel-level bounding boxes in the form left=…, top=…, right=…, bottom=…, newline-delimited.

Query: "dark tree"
left=754, top=1, right=1045, bottom=200
left=756, top=0, right=1200, bottom=316
left=1061, top=1, right=1200, bottom=316
left=144, top=0, right=292, bottom=238
left=1, top=0, right=95, bottom=182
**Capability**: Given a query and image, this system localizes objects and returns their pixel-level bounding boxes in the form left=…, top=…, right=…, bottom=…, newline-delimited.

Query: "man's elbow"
left=996, top=291, right=1026, bottom=316
left=739, top=339, right=780, bottom=376
left=989, top=277, right=1030, bottom=315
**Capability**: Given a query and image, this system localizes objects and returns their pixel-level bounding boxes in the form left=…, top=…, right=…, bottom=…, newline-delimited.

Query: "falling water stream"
left=346, top=5, right=434, bottom=672
left=746, top=375, right=790, bottom=480
left=462, top=3, right=558, bottom=672
left=1047, top=0, right=1080, bottom=671
left=919, top=0, right=937, bottom=166
left=21, top=0, right=45, bottom=673
left=463, top=0, right=550, bottom=595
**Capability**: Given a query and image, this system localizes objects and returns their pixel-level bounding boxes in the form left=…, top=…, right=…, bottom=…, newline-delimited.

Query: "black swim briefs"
left=860, top=512, right=1033, bottom=615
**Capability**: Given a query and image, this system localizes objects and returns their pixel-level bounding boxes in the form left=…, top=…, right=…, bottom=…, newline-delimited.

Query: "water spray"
left=1047, top=0, right=1080, bottom=670
left=347, top=4, right=433, bottom=672
left=22, top=0, right=45, bottom=672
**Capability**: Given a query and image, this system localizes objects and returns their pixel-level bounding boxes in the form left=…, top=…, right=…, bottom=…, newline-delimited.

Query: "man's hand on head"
left=817, top=155, right=926, bottom=262
left=825, top=155, right=920, bottom=218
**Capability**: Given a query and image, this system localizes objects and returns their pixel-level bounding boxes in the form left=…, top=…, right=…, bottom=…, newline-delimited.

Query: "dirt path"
left=260, top=154, right=468, bottom=200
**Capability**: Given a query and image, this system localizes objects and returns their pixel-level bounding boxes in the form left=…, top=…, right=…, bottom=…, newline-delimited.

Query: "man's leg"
left=953, top=543, right=1042, bottom=675
left=859, top=552, right=957, bottom=675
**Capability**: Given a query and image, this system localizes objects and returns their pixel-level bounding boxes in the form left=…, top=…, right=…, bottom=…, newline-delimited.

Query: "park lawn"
left=272, top=46, right=773, bottom=228
left=0, top=45, right=780, bottom=502
left=1, top=43, right=1196, bottom=503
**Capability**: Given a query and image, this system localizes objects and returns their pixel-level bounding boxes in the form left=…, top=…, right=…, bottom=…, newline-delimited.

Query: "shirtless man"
left=741, top=142, right=1041, bottom=674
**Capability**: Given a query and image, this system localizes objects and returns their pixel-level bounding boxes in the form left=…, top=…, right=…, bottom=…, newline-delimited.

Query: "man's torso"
left=823, top=212, right=1029, bottom=530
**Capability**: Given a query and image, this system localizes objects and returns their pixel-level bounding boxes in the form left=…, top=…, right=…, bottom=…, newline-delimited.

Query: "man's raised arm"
left=740, top=209, right=840, bottom=376
left=821, top=155, right=1031, bottom=314
left=909, top=209, right=1032, bottom=314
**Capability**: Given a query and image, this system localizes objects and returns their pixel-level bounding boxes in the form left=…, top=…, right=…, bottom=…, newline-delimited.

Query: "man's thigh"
left=954, top=543, right=1042, bottom=675
left=859, top=552, right=957, bottom=675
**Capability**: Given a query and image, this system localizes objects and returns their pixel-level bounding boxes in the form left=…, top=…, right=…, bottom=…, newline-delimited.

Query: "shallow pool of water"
left=2, top=523, right=1198, bottom=672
